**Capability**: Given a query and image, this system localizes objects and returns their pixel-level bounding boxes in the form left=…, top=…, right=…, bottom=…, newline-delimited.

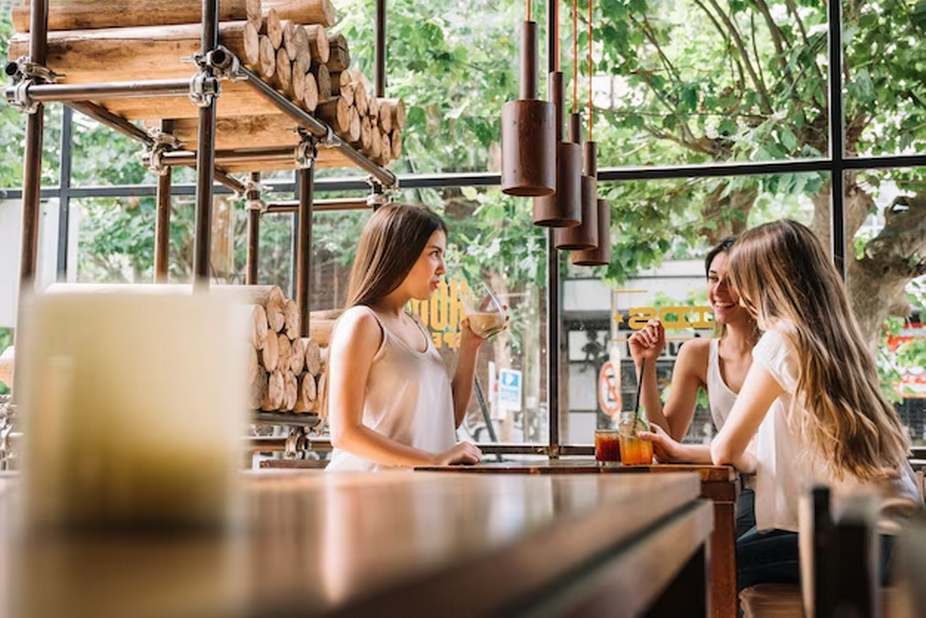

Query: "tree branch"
left=783, top=0, right=827, bottom=105
left=752, top=0, right=791, bottom=77
left=700, top=0, right=774, bottom=113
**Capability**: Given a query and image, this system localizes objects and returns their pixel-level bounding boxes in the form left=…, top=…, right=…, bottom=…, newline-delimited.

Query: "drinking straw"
left=633, top=357, right=645, bottom=424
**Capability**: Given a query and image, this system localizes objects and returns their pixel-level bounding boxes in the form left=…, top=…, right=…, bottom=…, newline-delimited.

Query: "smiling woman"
left=628, top=236, right=762, bottom=537
left=323, top=204, right=488, bottom=471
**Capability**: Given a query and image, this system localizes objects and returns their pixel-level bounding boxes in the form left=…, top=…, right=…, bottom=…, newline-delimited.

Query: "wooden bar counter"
left=1, top=470, right=712, bottom=617
left=416, top=460, right=739, bottom=618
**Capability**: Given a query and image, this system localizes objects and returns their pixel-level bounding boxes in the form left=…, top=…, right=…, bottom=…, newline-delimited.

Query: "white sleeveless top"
left=751, top=329, right=920, bottom=532
left=326, top=306, right=457, bottom=472
left=706, top=338, right=738, bottom=430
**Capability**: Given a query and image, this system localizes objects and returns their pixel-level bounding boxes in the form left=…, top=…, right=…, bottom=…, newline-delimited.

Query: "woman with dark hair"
left=629, top=236, right=760, bottom=461
left=325, top=204, right=486, bottom=471
left=629, top=236, right=761, bottom=536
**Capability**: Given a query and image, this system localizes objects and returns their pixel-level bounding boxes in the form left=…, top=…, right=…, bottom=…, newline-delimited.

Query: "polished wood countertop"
left=417, top=459, right=738, bottom=482
left=1, top=470, right=711, bottom=618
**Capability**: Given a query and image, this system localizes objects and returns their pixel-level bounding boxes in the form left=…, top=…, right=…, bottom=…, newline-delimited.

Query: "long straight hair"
left=321, top=204, right=446, bottom=420
left=729, top=220, right=909, bottom=481
left=346, top=203, right=448, bottom=308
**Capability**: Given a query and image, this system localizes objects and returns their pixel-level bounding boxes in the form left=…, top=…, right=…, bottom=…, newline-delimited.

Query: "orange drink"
left=619, top=416, right=654, bottom=466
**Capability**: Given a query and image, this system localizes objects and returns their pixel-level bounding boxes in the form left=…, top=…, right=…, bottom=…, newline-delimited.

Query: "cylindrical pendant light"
left=554, top=116, right=597, bottom=250
left=532, top=74, right=582, bottom=226
left=564, top=0, right=606, bottom=257
left=501, top=0, right=555, bottom=197
left=532, top=0, right=581, bottom=227
left=572, top=199, right=611, bottom=265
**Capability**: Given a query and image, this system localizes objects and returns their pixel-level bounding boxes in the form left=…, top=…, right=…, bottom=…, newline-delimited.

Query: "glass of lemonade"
left=619, top=414, right=654, bottom=466
left=462, top=282, right=507, bottom=338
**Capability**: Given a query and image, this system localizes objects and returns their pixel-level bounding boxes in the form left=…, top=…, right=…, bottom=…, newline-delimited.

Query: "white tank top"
left=707, top=338, right=738, bottom=430
left=326, top=306, right=457, bottom=472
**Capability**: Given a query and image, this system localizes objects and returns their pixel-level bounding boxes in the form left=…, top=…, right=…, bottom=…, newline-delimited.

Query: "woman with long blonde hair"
left=325, top=204, right=486, bottom=471
left=642, top=219, right=919, bottom=589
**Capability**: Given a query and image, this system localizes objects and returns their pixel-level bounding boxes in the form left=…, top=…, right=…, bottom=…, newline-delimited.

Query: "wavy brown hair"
left=729, top=220, right=909, bottom=481
left=346, top=203, right=448, bottom=308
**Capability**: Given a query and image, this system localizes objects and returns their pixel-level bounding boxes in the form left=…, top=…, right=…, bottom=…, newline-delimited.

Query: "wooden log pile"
left=9, top=0, right=405, bottom=167
left=245, top=285, right=338, bottom=414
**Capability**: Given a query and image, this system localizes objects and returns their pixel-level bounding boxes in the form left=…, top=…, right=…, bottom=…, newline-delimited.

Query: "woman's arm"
left=710, top=362, right=784, bottom=469
left=658, top=339, right=709, bottom=441
left=637, top=424, right=715, bottom=463
left=450, top=319, right=485, bottom=428
left=630, top=320, right=707, bottom=441
left=328, top=309, right=479, bottom=467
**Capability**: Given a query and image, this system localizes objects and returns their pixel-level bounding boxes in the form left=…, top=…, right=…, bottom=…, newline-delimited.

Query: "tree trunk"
left=290, top=337, right=306, bottom=374
left=262, top=0, right=337, bottom=28
left=846, top=192, right=926, bottom=350
left=8, top=22, right=261, bottom=83
left=260, top=330, right=280, bottom=372
left=13, top=0, right=249, bottom=32
left=303, top=337, right=321, bottom=375
left=261, top=369, right=285, bottom=411
left=303, top=24, right=329, bottom=64
left=98, top=81, right=291, bottom=120
left=284, top=299, right=300, bottom=339
left=250, top=303, right=269, bottom=350
left=312, top=63, right=331, bottom=102
left=293, top=372, right=317, bottom=412
left=262, top=7, right=283, bottom=49
left=325, top=33, right=350, bottom=73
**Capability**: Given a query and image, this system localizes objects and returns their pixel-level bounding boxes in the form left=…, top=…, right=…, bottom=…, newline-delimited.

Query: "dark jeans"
left=736, top=523, right=898, bottom=592
left=736, top=527, right=800, bottom=591
left=736, top=488, right=756, bottom=539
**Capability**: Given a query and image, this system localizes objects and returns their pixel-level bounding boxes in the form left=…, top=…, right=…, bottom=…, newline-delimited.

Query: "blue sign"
left=498, top=368, right=522, bottom=409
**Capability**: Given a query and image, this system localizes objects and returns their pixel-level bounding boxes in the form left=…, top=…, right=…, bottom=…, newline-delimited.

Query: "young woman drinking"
left=325, top=204, right=486, bottom=471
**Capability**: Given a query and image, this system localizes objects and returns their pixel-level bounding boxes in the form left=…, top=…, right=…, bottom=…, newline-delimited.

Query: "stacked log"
left=9, top=0, right=406, bottom=167
left=246, top=285, right=337, bottom=414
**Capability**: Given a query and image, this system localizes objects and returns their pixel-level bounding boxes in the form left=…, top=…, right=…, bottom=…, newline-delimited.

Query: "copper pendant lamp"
left=531, top=0, right=581, bottom=227
left=572, top=198, right=611, bottom=265
left=557, top=0, right=602, bottom=253
left=571, top=0, right=610, bottom=266
left=501, top=0, right=555, bottom=197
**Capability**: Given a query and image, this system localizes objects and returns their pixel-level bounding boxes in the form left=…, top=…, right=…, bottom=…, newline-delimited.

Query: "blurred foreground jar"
left=16, top=289, right=248, bottom=530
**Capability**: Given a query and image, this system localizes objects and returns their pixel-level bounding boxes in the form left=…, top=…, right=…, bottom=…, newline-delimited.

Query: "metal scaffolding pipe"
left=160, top=148, right=297, bottom=167
left=67, top=101, right=153, bottom=144
left=546, top=0, right=561, bottom=457
left=19, top=0, right=49, bottom=288
left=265, top=197, right=369, bottom=213
left=19, top=79, right=191, bottom=102
left=246, top=171, right=260, bottom=285
left=374, top=0, right=386, bottom=97
left=296, top=168, right=313, bottom=337
left=155, top=119, right=173, bottom=283
left=237, top=66, right=397, bottom=188
left=192, top=0, right=220, bottom=289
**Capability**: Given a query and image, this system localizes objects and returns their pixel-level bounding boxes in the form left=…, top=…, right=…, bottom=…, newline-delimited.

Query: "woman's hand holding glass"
left=461, top=282, right=509, bottom=343
left=637, top=424, right=685, bottom=463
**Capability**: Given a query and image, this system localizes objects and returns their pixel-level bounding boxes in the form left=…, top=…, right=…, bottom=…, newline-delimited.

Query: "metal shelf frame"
left=7, top=0, right=397, bottom=341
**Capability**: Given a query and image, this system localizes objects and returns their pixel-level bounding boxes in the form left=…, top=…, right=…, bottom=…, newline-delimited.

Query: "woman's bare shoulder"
left=332, top=306, right=383, bottom=347
left=675, top=337, right=711, bottom=376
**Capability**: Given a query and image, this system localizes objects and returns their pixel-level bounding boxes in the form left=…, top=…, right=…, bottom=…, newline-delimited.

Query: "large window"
left=0, top=0, right=924, bottom=456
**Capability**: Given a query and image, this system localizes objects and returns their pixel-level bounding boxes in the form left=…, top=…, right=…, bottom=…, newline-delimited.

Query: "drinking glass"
left=594, top=429, right=621, bottom=465
left=619, top=414, right=654, bottom=466
left=462, top=282, right=507, bottom=338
